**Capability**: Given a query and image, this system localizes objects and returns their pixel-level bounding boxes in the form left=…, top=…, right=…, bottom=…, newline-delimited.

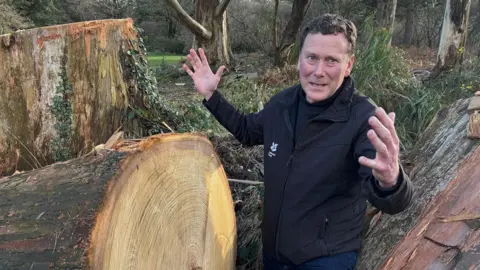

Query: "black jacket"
left=203, top=77, right=414, bottom=265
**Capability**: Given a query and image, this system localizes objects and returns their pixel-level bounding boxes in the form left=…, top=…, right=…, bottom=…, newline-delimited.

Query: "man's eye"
left=307, top=55, right=316, bottom=60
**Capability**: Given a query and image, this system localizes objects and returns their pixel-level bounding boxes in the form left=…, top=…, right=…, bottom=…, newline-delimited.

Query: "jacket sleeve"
left=354, top=118, right=414, bottom=215
left=202, top=90, right=265, bottom=147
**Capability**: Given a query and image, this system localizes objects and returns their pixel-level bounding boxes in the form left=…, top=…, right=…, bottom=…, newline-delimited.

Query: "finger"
left=367, top=129, right=388, bottom=156
left=190, top=48, right=202, bottom=68
left=199, top=48, right=209, bottom=67
left=186, top=54, right=198, bottom=71
left=216, top=65, right=226, bottom=78
left=358, top=156, right=388, bottom=172
left=387, top=112, right=400, bottom=145
left=369, top=116, right=395, bottom=151
left=476, top=91, right=480, bottom=96
left=388, top=112, right=395, bottom=123
left=358, top=156, right=380, bottom=171
left=375, top=108, right=395, bottom=134
left=183, top=64, right=194, bottom=77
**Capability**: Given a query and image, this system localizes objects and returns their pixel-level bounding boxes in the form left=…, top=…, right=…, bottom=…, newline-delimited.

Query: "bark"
left=431, top=0, right=472, bottom=78
left=0, top=19, right=160, bottom=175
left=0, top=133, right=237, bottom=269
left=356, top=98, right=480, bottom=269
left=274, top=0, right=313, bottom=66
left=379, top=147, right=480, bottom=269
left=194, top=0, right=230, bottom=66
left=272, top=0, right=279, bottom=53
left=164, top=0, right=231, bottom=66
left=402, top=0, right=414, bottom=45
left=375, top=0, right=397, bottom=45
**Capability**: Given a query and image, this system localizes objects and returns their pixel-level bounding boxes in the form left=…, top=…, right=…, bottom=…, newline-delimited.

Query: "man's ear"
left=345, top=54, right=355, bottom=77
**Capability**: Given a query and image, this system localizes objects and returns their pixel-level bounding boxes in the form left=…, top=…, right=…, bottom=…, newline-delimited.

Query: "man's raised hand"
left=183, top=48, right=226, bottom=101
left=359, top=108, right=400, bottom=188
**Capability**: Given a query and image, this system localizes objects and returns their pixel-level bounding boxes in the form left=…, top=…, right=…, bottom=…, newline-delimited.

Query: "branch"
left=215, top=0, right=232, bottom=17
left=228, top=178, right=263, bottom=185
left=164, top=0, right=212, bottom=40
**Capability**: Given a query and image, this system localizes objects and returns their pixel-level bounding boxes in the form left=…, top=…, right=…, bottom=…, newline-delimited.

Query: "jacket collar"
left=279, top=76, right=356, bottom=122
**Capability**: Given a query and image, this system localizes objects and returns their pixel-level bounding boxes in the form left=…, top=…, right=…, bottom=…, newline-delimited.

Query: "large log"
left=0, top=133, right=237, bottom=269
left=356, top=98, right=480, bottom=269
left=0, top=18, right=162, bottom=175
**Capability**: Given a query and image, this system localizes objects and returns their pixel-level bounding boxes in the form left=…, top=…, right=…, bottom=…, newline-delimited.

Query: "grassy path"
left=147, top=54, right=184, bottom=67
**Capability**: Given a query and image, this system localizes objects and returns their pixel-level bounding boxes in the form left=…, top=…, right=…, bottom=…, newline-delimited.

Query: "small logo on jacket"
left=268, top=142, right=278, bottom=157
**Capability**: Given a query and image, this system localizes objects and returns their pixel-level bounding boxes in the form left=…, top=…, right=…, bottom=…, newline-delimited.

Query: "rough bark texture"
left=195, top=0, right=230, bottom=66
left=379, top=147, right=480, bottom=269
left=0, top=19, right=160, bottom=175
left=164, top=0, right=231, bottom=66
left=0, top=133, right=237, bottom=269
left=274, top=0, right=313, bottom=66
left=402, top=0, right=414, bottom=45
left=356, top=98, right=480, bottom=269
left=432, top=0, right=472, bottom=78
left=375, top=0, right=397, bottom=45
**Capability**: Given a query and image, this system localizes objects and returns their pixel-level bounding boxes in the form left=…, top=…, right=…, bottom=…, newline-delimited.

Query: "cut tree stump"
left=0, top=18, right=160, bottom=175
left=0, top=133, right=237, bottom=270
left=356, top=98, right=480, bottom=269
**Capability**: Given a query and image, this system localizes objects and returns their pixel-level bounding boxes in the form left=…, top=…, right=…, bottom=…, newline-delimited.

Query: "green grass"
left=147, top=54, right=184, bottom=67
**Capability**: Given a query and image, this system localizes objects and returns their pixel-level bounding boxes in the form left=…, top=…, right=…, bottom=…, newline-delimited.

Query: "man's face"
left=297, top=32, right=355, bottom=103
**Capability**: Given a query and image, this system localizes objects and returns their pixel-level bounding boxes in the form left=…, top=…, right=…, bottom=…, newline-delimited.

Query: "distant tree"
left=8, top=0, right=65, bottom=26
left=273, top=0, right=313, bottom=66
left=402, top=0, right=415, bottom=45
left=375, top=0, right=397, bottom=45
left=432, top=0, right=472, bottom=78
left=164, top=0, right=232, bottom=66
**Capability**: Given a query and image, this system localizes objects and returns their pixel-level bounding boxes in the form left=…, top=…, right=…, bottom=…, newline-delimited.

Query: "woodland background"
left=1, top=0, right=480, bottom=269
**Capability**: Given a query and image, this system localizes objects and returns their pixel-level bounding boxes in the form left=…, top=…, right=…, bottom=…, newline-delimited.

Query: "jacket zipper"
left=273, top=111, right=296, bottom=260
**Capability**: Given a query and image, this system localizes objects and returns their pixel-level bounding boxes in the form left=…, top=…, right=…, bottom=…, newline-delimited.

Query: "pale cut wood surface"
left=0, top=133, right=237, bottom=270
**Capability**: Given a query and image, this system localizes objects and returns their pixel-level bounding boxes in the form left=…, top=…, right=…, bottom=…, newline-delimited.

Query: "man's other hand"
left=183, top=48, right=226, bottom=101
left=475, top=91, right=480, bottom=96
left=359, top=107, right=400, bottom=188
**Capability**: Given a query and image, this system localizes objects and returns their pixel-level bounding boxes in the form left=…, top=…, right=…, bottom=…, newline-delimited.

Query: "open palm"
left=183, top=48, right=226, bottom=100
left=358, top=108, right=400, bottom=188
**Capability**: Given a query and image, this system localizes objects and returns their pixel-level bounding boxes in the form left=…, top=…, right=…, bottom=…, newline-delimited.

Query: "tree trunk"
left=0, top=18, right=163, bottom=175
left=164, top=0, right=231, bottom=66
left=402, top=0, right=414, bottom=45
left=272, top=0, right=279, bottom=54
left=0, top=133, right=237, bottom=269
left=379, top=147, right=480, bottom=269
left=431, top=0, right=472, bottom=78
left=194, top=0, right=230, bottom=66
left=356, top=98, right=480, bottom=269
left=375, top=0, right=397, bottom=45
left=274, top=0, right=313, bottom=67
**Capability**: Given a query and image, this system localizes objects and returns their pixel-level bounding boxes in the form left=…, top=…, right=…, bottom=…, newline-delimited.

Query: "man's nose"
left=313, top=62, right=325, bottom=77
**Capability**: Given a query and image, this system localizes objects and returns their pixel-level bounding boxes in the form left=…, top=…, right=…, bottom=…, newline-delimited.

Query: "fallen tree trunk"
left=0, top=18, right=163, bottom=175
left=356, top=98, right=480, bottom=269
left=379, top=146, right=480, bottom=269
left=0, top=133, right=237, bottom=269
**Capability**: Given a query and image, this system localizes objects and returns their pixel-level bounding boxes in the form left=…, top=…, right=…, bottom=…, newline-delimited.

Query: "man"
left=183, top=14, right=413, bottom=269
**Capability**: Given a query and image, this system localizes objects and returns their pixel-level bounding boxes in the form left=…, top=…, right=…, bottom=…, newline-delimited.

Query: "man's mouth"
left=310, top=82, right=327, bottom=87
